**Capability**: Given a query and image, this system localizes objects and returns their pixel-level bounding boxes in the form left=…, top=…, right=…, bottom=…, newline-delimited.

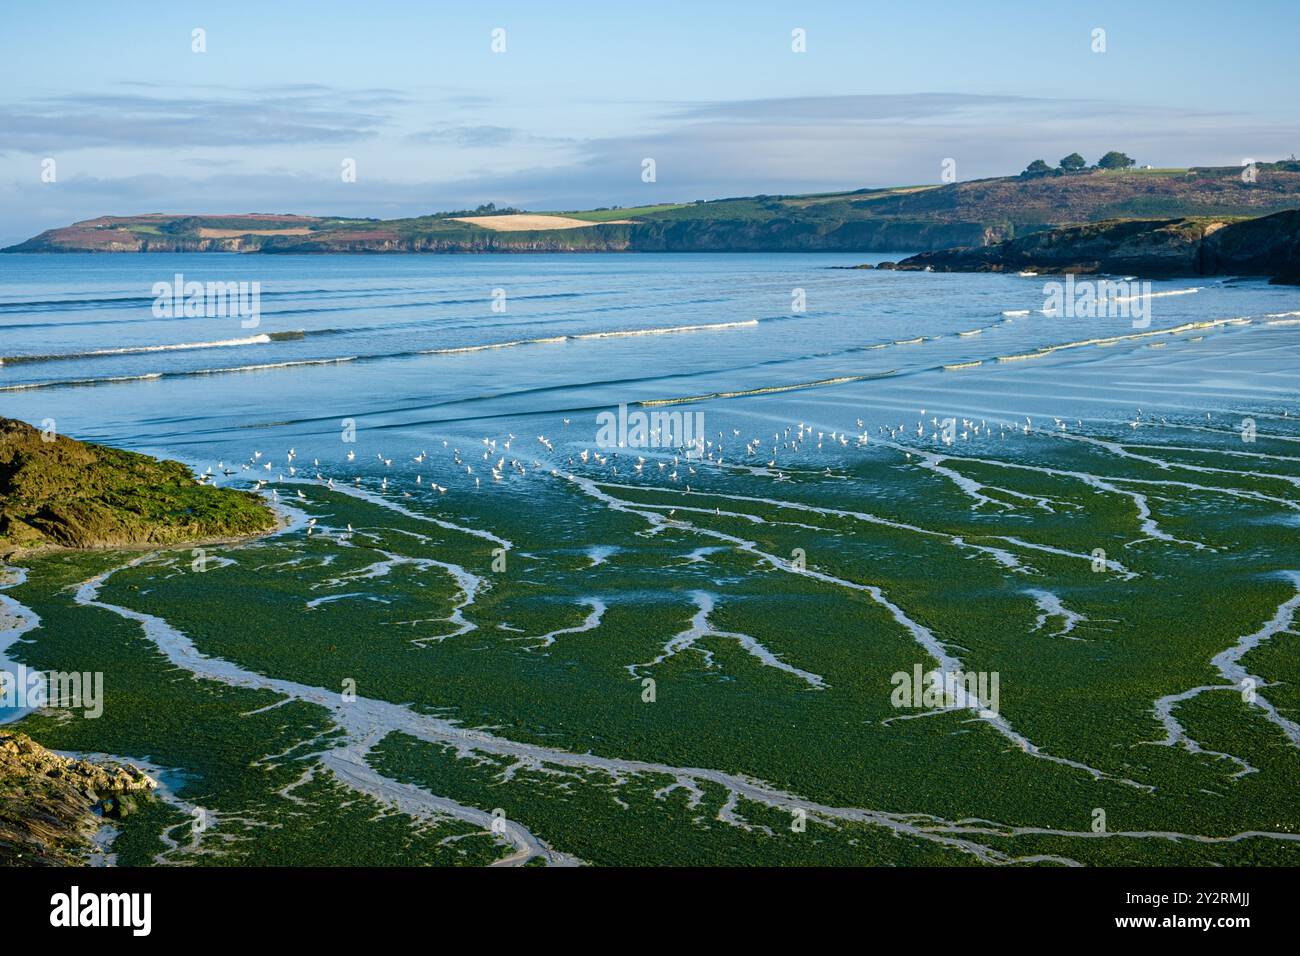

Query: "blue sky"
left=2, top=0, right=1298, bottom=244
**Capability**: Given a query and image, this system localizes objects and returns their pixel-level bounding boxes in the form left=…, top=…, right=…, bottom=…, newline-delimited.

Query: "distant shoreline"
left=8, top=164, right=1300, bottom=256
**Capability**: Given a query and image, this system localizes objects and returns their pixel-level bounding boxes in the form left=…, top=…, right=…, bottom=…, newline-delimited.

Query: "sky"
left=2, top=0, right=1298, bottom=245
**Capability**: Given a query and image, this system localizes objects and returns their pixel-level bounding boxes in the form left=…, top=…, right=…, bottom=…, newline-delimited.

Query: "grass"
left=558, top=204, right=689, bottom=221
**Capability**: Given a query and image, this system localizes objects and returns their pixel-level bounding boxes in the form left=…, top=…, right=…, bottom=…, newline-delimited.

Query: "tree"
left=1059, top=153, right=1087, bottom=172
left=1021, top=159, right=1052, bottom=177
left=1097, top=151, right=1136, bottom=170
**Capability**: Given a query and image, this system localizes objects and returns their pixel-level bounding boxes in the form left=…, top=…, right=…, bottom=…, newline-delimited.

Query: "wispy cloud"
left=404, top=124, right=576, bottom=148
left=667, top=92, right=1044, bottom=124
left=0, top=85, right=406, bottom=151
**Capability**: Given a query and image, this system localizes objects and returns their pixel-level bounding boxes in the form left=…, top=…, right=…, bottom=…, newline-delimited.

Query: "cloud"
left=0, top=85, right=406, bottom=152
left=406, top=125, right=522, bottom=147
left=404, top=124, right=576, bottom=148
left=666, top=92, right=1044, bottom=124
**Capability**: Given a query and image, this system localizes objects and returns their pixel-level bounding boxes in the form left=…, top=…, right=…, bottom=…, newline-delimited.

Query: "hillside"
left=890, top=209, right=1300, bottom=280
left=0, top=418, right=276, bottom=557
left=7, top=163, right=1300, bottom=254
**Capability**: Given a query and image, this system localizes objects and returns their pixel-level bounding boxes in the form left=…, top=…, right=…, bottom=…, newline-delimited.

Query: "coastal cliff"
left=890, top=210, right=1300, bottom=281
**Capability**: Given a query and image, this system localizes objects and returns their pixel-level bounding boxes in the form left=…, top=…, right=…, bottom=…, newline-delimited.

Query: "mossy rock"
left=0, top=417, right=276, bottom=556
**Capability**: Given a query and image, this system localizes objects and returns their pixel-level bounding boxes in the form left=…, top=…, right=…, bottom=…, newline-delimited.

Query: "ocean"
left=4, top=253, right=1296, bottom=457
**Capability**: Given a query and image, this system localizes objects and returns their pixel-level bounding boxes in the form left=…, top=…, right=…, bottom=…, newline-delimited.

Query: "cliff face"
left=614, top=218, right=1001, bottom=252
left=1201, top=210, right=1300, bottom=282
left=0, top=418, right=276, bottom=557
left=0, top=732, right=156, bottom=866
left=892, top=210, right=1300, bottom=280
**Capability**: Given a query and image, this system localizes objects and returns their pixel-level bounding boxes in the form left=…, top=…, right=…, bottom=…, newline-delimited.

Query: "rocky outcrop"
left=1200, top=210, right=1300, bottom=282
left=0, top=732, right=156, bottom=866
left=0, top=417, right=276, bottom=558
left=893, top=210, right=1300, bottom=279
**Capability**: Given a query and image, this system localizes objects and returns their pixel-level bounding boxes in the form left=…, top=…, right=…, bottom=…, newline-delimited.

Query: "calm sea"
left=2, top=253, right=1296, bottom=468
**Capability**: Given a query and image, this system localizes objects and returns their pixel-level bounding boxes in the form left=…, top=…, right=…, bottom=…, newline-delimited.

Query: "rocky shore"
left=879, top=209, right=1300, bottom=281
left=0, top=732, right=156, bottom=865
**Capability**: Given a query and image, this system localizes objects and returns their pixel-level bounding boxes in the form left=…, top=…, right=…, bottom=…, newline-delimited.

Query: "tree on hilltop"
left=1059, top=153, right=1088, bottom=172
left=1097, top=151, right=1136, bottom=170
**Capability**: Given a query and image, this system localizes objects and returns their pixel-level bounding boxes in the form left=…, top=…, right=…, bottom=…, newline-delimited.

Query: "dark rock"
left=895, top=210, right=1300, bottom=280
left=1, top=731, right=157, bottom=865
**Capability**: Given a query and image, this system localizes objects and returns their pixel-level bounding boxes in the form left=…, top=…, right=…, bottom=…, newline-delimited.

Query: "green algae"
left=5, top=415, right=1300, bottom=866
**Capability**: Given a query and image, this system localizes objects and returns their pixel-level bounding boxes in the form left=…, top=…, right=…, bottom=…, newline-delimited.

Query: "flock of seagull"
left=188, top=405, right=1144, bottom=516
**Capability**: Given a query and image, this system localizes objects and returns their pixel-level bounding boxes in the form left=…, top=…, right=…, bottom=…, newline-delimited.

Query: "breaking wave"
left=0, top=331, right=308, bottom=366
